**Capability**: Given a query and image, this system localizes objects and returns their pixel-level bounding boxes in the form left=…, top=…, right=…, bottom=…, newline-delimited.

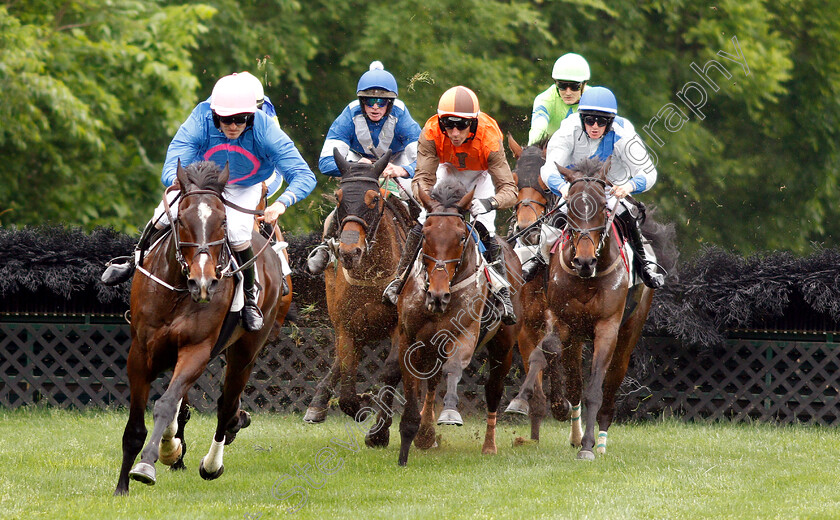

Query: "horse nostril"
left=440, top=293, right=451, bottom=306
left=208, top=278, right=219, bottom=294
left=572, top=258, right=582, bottom=269
left=187, top=279, right=198, bottom=292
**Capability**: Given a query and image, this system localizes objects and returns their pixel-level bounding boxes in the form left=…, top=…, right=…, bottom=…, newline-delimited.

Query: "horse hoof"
left=504, top=398, right=530, bottom=416
left=365, top=430, right=390, bottom=448
left=128, top=462, right=156, bottom=485
left=596, top=446, right=606, bottom=455
left=437, top=409, right=463, bottom=426
left=577, top=450, right=595, bottom=461
left=199, top=457, right=225, bottom=481
left=303, top=407, right=328, bottom=424
left=158, top=438, right=183, bottom=466
left=240, top=411, right=251, bottom=429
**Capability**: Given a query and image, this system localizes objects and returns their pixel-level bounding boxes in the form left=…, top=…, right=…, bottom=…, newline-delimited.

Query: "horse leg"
left=165, top=398, right=191, bottom=470
left=304, top=355, right=340, bottom=424
left=437, top=352, right=464, bottom=426
left=336, top=330, right=365, bottom=420
left=200, top=340, right=259, bottom=480
left=577, top=322, right=620, bottom=461
left=158, top=397, right=184, bottom=466
left=557, top=335, right=582, bottom=448
left=130, top=346, right=211, bottom=486
left=114, top=347, right=151, bottom=496
left=415, top=370, right=442, bottom=449
left=366, top=336, right=404, bottom=448
left=482, top=333, right=514, bottom=455
left=398, top=368, right=421, bottom=466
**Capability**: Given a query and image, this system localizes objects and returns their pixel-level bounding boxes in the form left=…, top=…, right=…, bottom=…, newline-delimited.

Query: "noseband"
left=337, top=176, right=387, bottom=253
left=565, top=177, right=612, bottom=259
left=421, top=211, right=474, bottom=290
left=163, top=187, right=229, bottom=277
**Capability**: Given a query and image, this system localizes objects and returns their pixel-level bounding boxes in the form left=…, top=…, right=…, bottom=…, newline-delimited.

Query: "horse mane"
left=430, top=177, right=467, bottom=210
left=181, top=161, right=227, bottom=194
left=515, top=145, right=547, bottom=189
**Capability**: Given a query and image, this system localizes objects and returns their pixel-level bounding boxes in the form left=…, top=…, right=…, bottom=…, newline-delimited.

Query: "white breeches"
left=153, top=183, right=263, bottom=249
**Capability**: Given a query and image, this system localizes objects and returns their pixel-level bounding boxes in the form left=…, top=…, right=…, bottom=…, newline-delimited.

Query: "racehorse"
left=114, top=161, right=290, bottom=495
left=533, top=157, right=666, bottom=460
left=502, top=134, right=564, bottom=441
left=396, top=178, right=522, bottom=466
left=304, top=150, right=408, bottom=448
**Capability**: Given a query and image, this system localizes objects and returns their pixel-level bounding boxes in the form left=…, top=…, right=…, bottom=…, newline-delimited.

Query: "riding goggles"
left=582, top=115, right=613, bottom=128
left=440, top=117, right=474, bottom=130
left=361, top=97, right=391, bottom=108
left=217, top=113, right=252, bottom=126
left=555, top=80, right=583, bottom=92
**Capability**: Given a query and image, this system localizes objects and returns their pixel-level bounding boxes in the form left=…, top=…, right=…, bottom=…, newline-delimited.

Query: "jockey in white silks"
left=523, top=86, right=664, bottom=289
left=307, top=61, right=422, bottom=274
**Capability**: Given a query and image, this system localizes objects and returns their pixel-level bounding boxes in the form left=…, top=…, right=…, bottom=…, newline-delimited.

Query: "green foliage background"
left=2, top=0, right=838, bottom=256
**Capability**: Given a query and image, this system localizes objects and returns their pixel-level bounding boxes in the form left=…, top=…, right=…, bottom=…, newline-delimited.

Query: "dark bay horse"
left=396, top=178, right=523, bottom=466
left=502, top=134, right=564, bottom=441
left=304, top=150, right=408, bottom=447
left=536, top=157, right=664, bottom=460
left=114, top=161, right=289, bottom=495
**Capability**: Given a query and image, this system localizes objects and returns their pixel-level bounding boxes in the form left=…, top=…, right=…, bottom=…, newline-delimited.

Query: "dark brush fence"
left=2, top=226, right=840, bottom=424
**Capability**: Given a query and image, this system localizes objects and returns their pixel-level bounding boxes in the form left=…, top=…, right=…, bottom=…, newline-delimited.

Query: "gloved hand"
left=560, top=183, right=570, bottom=199
left=470, top=197, right=498, bottom=216
left=611, top=181, right=635, bottom=199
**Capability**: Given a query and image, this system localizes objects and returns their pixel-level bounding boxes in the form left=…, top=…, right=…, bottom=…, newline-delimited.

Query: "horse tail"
left=641, top=205, right=679, bottom=283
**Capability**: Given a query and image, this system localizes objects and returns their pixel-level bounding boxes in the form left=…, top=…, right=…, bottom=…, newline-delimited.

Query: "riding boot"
left=234, top=247, right=264, bottom=332
left=382, top=223, right=424, bottom=305
left=521, top=254, right=546, bottom=283
left=101, top=220, right=158, bottom=286
left=306, top=212, right=339, bottom=275
left=481, top=234, right=518, bottom=326
left=620, top=211, right=664, bottom=289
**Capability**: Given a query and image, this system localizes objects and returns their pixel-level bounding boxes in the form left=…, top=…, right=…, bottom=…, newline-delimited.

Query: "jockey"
left=382, top=86, right=519, bottom=325
left=307, top=61, right=422, bottom=274
left=101, top=73, right=316, bottom=331
left=531, top=86, right=664, bottom=289
left=528, top=53, right=590, bottom=145
left=238, top=71, right=285, bottom=199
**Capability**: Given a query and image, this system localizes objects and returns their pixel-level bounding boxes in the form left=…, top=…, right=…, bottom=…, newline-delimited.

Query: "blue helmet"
left=357, top=61, right=398, bottom=98
left=578, top=86, right=618, bottom=115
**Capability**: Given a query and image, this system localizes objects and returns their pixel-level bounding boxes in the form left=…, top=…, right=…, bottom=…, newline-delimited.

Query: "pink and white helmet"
left=210, top=73, right=257, bottom=116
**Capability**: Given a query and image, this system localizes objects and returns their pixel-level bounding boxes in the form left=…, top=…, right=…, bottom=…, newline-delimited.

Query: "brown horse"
left=304, top=150, right=407, bottom=447
left=537, top=157, right=657, bottom=460
left=396, top=178, right=522, bottom=466
left=114, top=161, right=290, bottom=495
left=502, top=134, right=565, bottom=441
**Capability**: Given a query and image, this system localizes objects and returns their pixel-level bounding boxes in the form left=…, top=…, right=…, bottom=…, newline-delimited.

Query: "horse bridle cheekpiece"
left=337, top=176, right=386, bottom=253
left=565, top=176, right=612, bottom=259
left=164, top=188, right=230, bottom=278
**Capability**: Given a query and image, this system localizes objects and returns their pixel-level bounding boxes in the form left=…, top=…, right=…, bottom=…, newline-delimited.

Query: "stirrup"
left=521, top=257, right=545, bottom=283
left=241, top=288, right=264, bottom=331
left=641, top=264, right=665, bottom=289
left=101, top=256, right=135, bottom=286
left=382, top=278, right=401, bottom=306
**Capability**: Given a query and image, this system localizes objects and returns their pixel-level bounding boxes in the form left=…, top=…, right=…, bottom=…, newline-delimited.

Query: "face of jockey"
left=441, top=116, right=474, bottom=147
left=361, top=97, right=391, bottom=122
left=555, top=80, right=584, bottom=105
left=217, top=112, right=250, bottom=139
left=581, top=113, right=611, bottom=140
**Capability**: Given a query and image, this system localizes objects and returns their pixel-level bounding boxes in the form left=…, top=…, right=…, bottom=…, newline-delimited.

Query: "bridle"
left=337, top=176, right=387, bottom=254
left=162, top=186, right=230, bottom=278
left=421, top=210, right=476, bottom=290
left=564, top=176, right=613, bottom=260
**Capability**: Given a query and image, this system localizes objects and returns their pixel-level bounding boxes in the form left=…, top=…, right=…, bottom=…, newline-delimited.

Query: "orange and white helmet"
left=210, top=73, right=257, bottom=116
left=437, top=86, right=480, bottom=119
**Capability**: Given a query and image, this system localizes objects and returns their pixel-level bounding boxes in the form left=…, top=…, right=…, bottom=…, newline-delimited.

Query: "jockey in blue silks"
left=239, top=71, right=287, bottom=199
left=525, top=86, right=664, bottom=288
left=102, top=73, right=316, bottom=330
left=307, top=61, right=422, bottom=274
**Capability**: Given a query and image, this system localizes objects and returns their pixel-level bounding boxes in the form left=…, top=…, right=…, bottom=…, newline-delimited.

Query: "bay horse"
left=536, top=157, right=665, bottom=460
left=114, top=161, right=290, bottom=495
left=396, top=178, right=523, bottom=466
left=304, top=149, right=407, bottom=447
left=502, top=134, right=565, bottom=441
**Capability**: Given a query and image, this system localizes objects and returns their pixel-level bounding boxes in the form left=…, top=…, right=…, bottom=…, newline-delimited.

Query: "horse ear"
left=333, top=148, right=351, bottom=175
left=371, top=150, right=392, bottom=178
left=417, top=188, right=434, bottom=212
left=556, top=162, right=580, bottom=183
left=507, top=133, right=522, bottom=159
left=176, top=159, right=189, bottom=188
left=219, top=161, right=230, bottom=186
left=457, top=188, right=476, bottom=212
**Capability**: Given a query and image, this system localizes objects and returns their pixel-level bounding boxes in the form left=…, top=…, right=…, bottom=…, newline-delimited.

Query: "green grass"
left=2, top=407, right=840, bottom=519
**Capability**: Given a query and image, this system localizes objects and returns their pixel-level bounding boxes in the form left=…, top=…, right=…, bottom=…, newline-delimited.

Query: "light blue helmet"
left=357, top=61, right=398, bottom=98
left=578, top=86, right=618, bottom=115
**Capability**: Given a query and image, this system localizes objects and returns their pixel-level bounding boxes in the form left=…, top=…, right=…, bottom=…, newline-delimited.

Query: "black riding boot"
left=480, top=233, right=517, bottom=326
left=382, top=223, right=424, bottom=305
left=101, top=220, right=159, bottom=286
left=620, top=211, right=664, bottom=289
left=307, top=212, right=339, bottom=275
left=521, top=254, right=546, bottom=283
left=234, top=247, right=264, bottom=332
